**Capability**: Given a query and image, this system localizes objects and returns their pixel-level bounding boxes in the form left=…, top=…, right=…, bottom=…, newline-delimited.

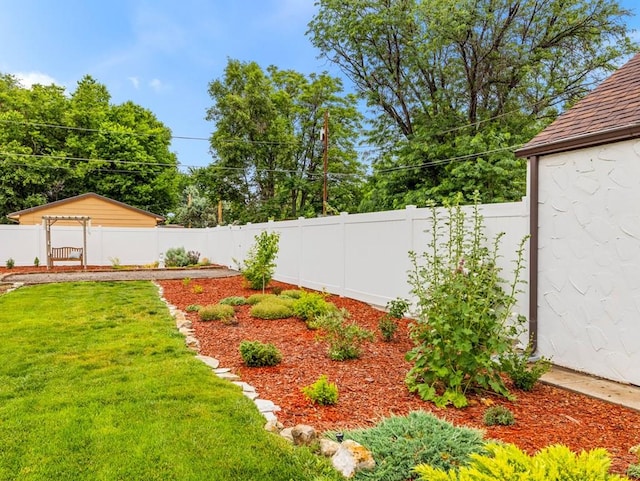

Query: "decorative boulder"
left=331, top=439, right=375, bottom=478
left=319, top=438, right=340, bottom=457
left=291, top=424, right=317, bottom=446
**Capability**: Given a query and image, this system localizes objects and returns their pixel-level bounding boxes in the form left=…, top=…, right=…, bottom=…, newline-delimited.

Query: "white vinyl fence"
left=0, top=201, right=530, bottom=313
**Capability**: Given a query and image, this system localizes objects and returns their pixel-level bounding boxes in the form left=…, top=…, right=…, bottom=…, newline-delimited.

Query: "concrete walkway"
left=541, top=366, right=640, bottom=412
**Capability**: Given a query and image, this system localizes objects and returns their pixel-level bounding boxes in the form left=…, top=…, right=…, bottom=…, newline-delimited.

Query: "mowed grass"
left=0, top=282, right=339, bottom=481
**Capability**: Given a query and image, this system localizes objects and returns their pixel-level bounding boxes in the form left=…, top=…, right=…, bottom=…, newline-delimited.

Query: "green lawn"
left=0, top=282, right=339, bottom=481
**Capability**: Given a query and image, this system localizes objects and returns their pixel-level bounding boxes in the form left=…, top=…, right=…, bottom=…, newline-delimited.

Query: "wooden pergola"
left=43, top=215, right=91, bottom=269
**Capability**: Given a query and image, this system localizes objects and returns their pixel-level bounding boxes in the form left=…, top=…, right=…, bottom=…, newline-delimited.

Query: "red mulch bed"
left=156, top=276, right=640, bottom=475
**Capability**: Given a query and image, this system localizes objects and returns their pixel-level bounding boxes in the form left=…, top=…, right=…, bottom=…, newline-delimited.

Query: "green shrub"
left=302, top=375, right=338, bottom=406
left=165, top=247, right=190, bottom=267
left=316, top=309, right=374, bottom=361
left=191, top=284, right=204, bottom=294
left=5, top=258, right=15, bottom=269
left=387, top=297, right=410, bottom=319
left=293, top=291, right=335, bottom=326
left=501, top=344, right=552, bottom=391
left=280, top=289, right=304, bottom=299
left=378, top=315, right=398, bottom=342
left=239, top=231, right=280, bottom=291
left=628, top=463, right=640, bottom=478
left=483, top=405, right=515, bottom=426
left=185, top=304, right=202, bottom=312
left=338, top=411, right=485, bottom=481
left=186, top=250, right=200, bottom=265
left=250, top=299, right=294, bottom=319
left=414, top=443, right=626, bottom=481
left=182, top=277, right=191, bottom=287
left=405, top=194, right=529, bottom=407
left=247, top=293, right=277, bottom=305
left=219, top=296, right=247, bottom=306
left=239, top=340, right=282, bottom=367
left=271, top=285, right=283, bottom=295
left=199, top=304, right=235, bottom=322
left=33, top=257, right=40, bottom=267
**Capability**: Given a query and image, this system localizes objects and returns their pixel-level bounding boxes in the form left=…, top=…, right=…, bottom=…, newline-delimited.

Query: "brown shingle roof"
left=517, top=52, right=640, bottom=157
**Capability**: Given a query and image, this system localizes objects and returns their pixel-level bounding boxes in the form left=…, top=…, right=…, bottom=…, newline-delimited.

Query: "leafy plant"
left=109, top=256, right=121, bottom=268
left=185, top=304, right=202, bottom=312
left=302, top=375, right=338, bottom=405
left=628, top=463, right=640, bottom=478
left=186, top=250, right=200, bottom=265
left=414, top=443, right=626, bottom=481
left=182, top=277, right=192, bottom=287
left=165, top=247, right=190, bottom=267
left=405, top=194, right=529, bottom=407
left=219, top=296, right=247, bottom=306
left=191, top=284, right=204, bottom=294
left=315, top=309, right=374, bottom=361
left=387, top=297, right=410, bottom=319
left=337, top=411, right=485, bottom=481
left=501, top=343, right=552, bottom=391
left=271, top=285, right=283, bottom=295
left=378, top=315, right=398, bottom=342
left=199, top=304, right=235, bottom=322
left=5, top=258, right=14, bottom=269
left=250, top=299, right=294, bottom=320
left=293, top=291, right=335, bottom=327
left=33, top=257, right=40, bottom=267
left=239, top=231, right=280, bottom=292
left=280, top=289, right=304, bottom=299
left=483, top=405, right=515, bottom=426
left=247, top=293, right=278, bottom=305
left=239, top=340, right=283, bottom=367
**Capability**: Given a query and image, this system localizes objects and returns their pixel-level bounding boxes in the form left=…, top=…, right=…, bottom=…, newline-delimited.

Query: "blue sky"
left=1, top=0, right=639, bottom=171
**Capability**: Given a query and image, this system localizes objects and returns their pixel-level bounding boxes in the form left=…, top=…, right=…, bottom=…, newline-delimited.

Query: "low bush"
left=247, top=293, right=277, bottom=305
left=280, top=289, right=304, bottom=299
left=293, top=291, right=335, bottom=326
left=6, top=258, right=15, bottom=269
left=483, top=405, right=515, bottom=426
left=199, top=304, right=235, bottom=322
left=271, top=286, right=283, bottom=295
left=501, top=344, right=552, bottom=391
left=302, top=375, right=338, bottom=406
left=337, top=411, right=485, bottom=481
left=628, top=464, right=640, bottom=478
left=316, top=309, right=374, bottom=361
left=185, top=304, right=202, bottom=312
left=414, top=443, right=625, bottom=481
left=378, top=315, right=398, bottom=342
left=165, top=247, right=190, bottom=267
left=219, top=296, right=247, bottom=306
left=239, top=340, right=282, bottom=367
left=250, top=299, right=294, bottom=320
left=186, top=250, right=200, bottom=265
left=182, top=277, right=191, bottom=287
left=191, top=284, right=204, bottom=294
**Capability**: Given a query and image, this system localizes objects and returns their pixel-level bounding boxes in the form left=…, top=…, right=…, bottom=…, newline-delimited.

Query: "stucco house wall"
left=537, top=139, right=640, bottom=385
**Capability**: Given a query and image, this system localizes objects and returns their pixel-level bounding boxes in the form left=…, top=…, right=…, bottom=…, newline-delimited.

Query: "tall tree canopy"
left=308, top=0, right=637, bottom=208
left=0, top=74, right=180, bottom=221
left=205, top=59, right=364, bottom=223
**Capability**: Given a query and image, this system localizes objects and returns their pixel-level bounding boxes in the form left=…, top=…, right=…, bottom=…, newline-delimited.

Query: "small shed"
left=7, top=192, right=165, bottom=227
left=517, top=52, right=640, bottom=386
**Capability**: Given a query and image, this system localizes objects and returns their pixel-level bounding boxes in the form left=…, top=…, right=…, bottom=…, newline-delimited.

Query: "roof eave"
left=516, top=123, right=640, bottom=158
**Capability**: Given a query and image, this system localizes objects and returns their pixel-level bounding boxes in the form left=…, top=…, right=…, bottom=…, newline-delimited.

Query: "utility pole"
left=322, top=109, right=329, bottom=216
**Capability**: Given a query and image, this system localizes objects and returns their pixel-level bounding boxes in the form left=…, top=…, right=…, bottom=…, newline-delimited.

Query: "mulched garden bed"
left=157, top=276, right=640, bottom=475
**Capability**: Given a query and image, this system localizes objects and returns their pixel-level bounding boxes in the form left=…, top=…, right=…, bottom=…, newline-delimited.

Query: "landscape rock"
left=195, top=355, right=220, bottom=369
left=185, top=336, right=200, bottom=350
left=280, top=427, right=294, bottom=443
left=291, top=424, right=317, bottom=446
left=264, top=420, right=284, bottom=433
left=331, top=440, right=375, bottom=478
left=319, top=438, right=341, bottom=457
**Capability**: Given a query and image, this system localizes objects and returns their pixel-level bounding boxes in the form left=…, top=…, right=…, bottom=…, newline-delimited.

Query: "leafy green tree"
left=173, top=185, right=218, bottom=227
left=205, top=59, right=364, bottom=223
left=309, top=0, right=637, bottom=208
left=0, top=74, right=179, bottom=221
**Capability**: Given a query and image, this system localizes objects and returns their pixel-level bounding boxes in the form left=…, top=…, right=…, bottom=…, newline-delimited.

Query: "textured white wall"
left=537, top=139, right=640, bottom=385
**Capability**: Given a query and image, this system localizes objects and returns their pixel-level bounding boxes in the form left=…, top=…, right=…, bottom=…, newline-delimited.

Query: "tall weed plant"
left=405, top=194, right=528, bottom=407
left=240, top=231, right=280, bottom=292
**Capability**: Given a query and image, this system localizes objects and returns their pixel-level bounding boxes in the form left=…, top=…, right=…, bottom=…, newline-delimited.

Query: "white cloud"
left=128, top=76, right=140, bottom=89
left=15, top=71, right=58, bottom=88
left=149, top=78, right=167, bottom=92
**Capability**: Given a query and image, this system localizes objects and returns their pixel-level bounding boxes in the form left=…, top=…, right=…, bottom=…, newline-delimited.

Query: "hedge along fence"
left=0, top=200, right=529, bottom=315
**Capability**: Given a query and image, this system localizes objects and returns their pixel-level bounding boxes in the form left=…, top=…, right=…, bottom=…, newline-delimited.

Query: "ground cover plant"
left=0, top=282, right=341, bottom=481
left=157, top=275, right=640, bottom=475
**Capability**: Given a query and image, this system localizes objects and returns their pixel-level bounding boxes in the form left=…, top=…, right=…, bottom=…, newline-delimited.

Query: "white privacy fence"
left=0, top=200, right=530, bottom=312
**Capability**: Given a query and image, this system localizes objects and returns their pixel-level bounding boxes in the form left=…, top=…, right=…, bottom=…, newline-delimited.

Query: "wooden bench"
left=50, top=247, right=84, bottom=265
